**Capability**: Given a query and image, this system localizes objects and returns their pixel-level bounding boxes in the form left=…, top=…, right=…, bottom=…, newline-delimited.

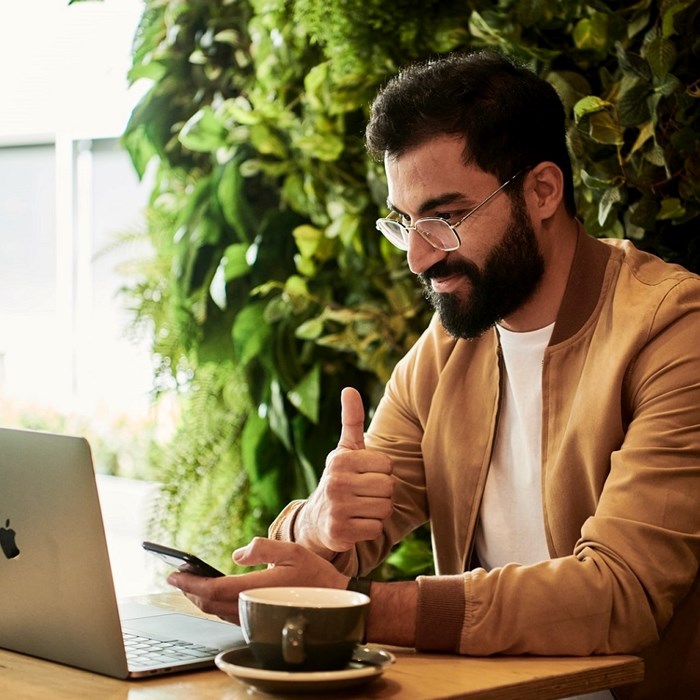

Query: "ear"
left=525, top=162, right=564, bottom=223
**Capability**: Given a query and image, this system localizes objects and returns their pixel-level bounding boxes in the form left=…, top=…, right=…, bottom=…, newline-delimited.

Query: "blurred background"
left=0, top=0, right=160, bottom=594
left=0, top=0, right=156, bottom=456
left=3, top=0, right=697, bottom=592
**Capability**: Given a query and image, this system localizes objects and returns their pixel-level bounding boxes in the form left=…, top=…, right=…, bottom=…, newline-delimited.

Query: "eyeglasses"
left=376, top=168, right=528, bottom=252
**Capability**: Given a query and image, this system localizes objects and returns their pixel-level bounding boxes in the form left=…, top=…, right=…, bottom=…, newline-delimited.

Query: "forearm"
left=366, top=580, right=418, bottom=648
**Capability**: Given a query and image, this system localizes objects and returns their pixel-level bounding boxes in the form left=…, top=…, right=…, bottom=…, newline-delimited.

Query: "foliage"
left=146, top=362, right=262, bottom=571
left=123, top=0, right=700, bottom=576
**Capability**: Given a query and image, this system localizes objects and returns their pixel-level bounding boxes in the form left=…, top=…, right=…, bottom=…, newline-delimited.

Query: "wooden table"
left=0, top=594, right=644, bottom=700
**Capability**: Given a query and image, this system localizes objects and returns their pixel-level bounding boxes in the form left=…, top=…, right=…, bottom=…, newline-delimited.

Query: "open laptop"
left=0, top=426, right=245, bottom=678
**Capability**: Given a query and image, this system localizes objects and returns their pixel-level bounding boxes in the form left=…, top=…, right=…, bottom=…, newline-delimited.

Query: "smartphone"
left=142, top=541, right=225, bottom=577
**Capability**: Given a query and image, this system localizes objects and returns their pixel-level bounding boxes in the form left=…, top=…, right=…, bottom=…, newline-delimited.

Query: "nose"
left=406, top=229, right=447, bottom=275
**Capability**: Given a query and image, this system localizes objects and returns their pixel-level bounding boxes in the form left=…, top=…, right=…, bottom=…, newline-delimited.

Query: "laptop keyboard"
left=123, top=631, right=219, bottom=668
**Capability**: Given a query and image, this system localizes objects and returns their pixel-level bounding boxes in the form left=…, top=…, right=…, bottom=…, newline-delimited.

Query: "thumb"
left=337, top=387, right=366, bottom=451
left=233, top=537, right=296, bottom=566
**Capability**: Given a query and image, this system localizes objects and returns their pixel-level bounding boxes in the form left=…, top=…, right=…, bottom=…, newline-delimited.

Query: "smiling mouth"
left=430, top=274, right=464, bottom=294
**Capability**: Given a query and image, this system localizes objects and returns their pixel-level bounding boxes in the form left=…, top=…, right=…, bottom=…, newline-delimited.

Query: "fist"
left=306, top=388, right=394, bottom=553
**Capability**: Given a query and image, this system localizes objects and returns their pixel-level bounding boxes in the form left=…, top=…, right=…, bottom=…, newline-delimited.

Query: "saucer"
left=215, top=645, right=395, bottom=694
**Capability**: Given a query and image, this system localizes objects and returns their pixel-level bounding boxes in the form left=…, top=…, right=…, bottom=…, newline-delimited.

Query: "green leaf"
left=661, top=0, right=695, bottom=37
left=614, top=42, right=651, bottom=80
left=268, top=379, right=292, bottom=450
left=588, top=111, right=624, bottom=145
left=213, top=29, right=242, bottom=47
left=284, top=275, right=310, bottom=299
left=644, top=143, right=666, bottom=167
left=217, top=158, right=255, bottom=241
left=598, top=187, right=622, bottom=226
left=287, top=363, right=321, bottom=423
left=643, top=35, right=677, bottom=78
left=222, top=243, right=252, bottom=281
left=572, top=13, right=609, bottom=52
left=292, top=133, right=344, bottom=161
left=179, top=107, right=227, bottom=152
left=296, top=317, right=324, bottom=340
left=616, top=78, right=651, bottom=126
left=250, top=123, right=287, bottom=158
left=290, top=420, right=320, bottom=495
left=209, top=262, right=228, bottom=310
left=121, top=123, right=157, bottom=180
left=629, top=121, right=655, bottom=157
left=629, top=197, right=659, bottom=229
left=232, top=302, right=271, bottom=366
left=573, top=95, right=611, bottom=121
left=293, top=225, right=323, bottom=258
left=304, top=62, right=330, bottom=110
left=386, top=536, right=434, bottom=578
left=656, top=198, right=686, bottom=220
left=222, top=96, right=259, bottom=126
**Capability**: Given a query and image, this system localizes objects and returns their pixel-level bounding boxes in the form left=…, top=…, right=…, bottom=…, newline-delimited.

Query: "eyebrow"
left=386, top=191, right=472, bottom=218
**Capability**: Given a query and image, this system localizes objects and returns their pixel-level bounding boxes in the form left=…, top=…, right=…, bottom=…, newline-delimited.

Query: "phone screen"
left=142, top=541, right=225, bottom=577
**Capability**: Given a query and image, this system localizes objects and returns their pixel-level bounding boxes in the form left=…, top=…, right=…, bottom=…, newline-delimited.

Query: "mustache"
left=419, top=258, right=480, bottom=286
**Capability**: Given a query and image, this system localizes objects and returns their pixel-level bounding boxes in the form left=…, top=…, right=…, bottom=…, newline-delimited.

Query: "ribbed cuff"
left=415, top=574, right=466, bottom=652
left=268, top=500, right=307, bottom=541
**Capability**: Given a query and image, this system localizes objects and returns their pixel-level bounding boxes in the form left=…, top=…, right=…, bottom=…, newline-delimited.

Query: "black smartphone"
left=142, top=541, right=225, bottom=577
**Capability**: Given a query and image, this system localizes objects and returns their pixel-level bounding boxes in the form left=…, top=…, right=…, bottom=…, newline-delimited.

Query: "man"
left=168, top=51, right=700, bottom=699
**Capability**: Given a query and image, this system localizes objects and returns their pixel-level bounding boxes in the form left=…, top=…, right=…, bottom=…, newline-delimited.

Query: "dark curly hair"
left=366, top=50, right=576, bottom=216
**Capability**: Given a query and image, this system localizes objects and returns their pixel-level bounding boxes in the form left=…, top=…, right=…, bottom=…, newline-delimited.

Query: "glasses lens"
left=415, top=219, right=460, bottom=251
left=376, top=219, right=409, bottom=250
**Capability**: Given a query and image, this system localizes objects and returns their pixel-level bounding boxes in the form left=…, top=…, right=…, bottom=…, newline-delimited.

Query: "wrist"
left=346, top=576, right=373, bottom=597
left=294, top=501, right=337, bottom=560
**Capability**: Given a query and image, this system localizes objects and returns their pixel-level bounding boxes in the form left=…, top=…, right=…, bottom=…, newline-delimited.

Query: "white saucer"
left=215, top=645, right=395, bottom=694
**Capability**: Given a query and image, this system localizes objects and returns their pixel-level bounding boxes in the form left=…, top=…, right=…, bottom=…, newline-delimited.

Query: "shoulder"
left=600, top=239, right=700, bottom=344
left=603, top=238, right=699, bottom=290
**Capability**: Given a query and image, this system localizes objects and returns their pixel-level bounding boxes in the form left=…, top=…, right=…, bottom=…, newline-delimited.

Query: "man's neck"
left=500, top=216, right=579, bottom=333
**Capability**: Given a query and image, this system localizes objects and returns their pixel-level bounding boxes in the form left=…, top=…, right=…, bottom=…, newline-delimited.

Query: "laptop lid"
left=0, top=426, right=243, bottom=678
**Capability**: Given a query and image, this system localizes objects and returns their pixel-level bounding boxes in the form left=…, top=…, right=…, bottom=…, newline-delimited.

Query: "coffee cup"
left=238, top=587, right=369, bottom=672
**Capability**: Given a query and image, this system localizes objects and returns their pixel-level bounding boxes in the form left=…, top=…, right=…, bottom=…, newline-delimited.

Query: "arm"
left=168, top=537, right=419, bottom=647
left=270, top=319, right=448, bottom=573
left=269, top=380, right=432, bottom=575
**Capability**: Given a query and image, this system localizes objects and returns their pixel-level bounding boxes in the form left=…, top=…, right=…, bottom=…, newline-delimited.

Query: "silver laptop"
left=0, top=426, right=245, bottom=678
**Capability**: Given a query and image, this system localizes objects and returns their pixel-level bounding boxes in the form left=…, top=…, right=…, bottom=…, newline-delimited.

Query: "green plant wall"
left=122, top=0, right=699, bottom=573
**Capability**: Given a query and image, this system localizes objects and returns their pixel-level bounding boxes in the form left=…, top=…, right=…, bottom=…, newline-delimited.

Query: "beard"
left=418, top=193, right=545, bottom=340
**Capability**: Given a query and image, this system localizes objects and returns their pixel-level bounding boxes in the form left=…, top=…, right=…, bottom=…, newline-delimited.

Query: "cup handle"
left=282, top=615, right=306, bottom=665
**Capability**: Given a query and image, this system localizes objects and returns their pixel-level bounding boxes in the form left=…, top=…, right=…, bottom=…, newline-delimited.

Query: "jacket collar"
left=550, top=223, right=612, bottom=346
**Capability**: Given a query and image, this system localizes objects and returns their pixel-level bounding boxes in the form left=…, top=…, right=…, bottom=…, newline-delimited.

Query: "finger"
left=335, top=494, right=394, bottom=520
left=337, top=387, right=366, bottom=451
left=342, top=453, right=393, bottom=479
left=233, top=537, right=299, bottom=567
left=167, top=571, right=220, bottom=594
left=168, top=574, right=241, bottom=622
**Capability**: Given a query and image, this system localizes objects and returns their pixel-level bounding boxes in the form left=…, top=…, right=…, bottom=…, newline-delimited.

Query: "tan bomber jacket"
left=270, top=230, right=700, bottom=699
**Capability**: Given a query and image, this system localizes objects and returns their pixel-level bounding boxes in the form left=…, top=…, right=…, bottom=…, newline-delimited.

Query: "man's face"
left=384, top=136, right=544, bottom=339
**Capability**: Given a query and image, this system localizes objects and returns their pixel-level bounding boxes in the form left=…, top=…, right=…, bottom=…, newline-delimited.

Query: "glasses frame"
left=376, top=167, right=529, bottom=252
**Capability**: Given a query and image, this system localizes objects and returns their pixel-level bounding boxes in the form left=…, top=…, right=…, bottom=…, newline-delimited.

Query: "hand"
left=299, top=387, right=394, bottom=555
left=167, top=538, right=348, bottom=625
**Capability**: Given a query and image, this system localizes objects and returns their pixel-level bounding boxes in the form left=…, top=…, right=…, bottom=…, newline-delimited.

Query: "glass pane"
left=0, top=143, right=56, bottom=313
left=416, top=219, right=459, bottom=249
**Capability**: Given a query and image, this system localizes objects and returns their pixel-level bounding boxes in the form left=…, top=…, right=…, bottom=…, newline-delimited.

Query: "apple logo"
left=0, top=518, right=20, bottom=559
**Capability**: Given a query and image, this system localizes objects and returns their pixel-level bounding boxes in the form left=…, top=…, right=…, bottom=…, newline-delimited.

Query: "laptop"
left=0, top=426, right=245, bottom=678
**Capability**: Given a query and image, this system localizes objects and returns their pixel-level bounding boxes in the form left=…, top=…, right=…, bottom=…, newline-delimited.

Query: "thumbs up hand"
left=299, top=387, right=394, bottom=556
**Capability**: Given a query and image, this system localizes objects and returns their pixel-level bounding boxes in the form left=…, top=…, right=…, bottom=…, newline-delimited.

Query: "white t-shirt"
left=475, top=322, right=612, bottom=700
